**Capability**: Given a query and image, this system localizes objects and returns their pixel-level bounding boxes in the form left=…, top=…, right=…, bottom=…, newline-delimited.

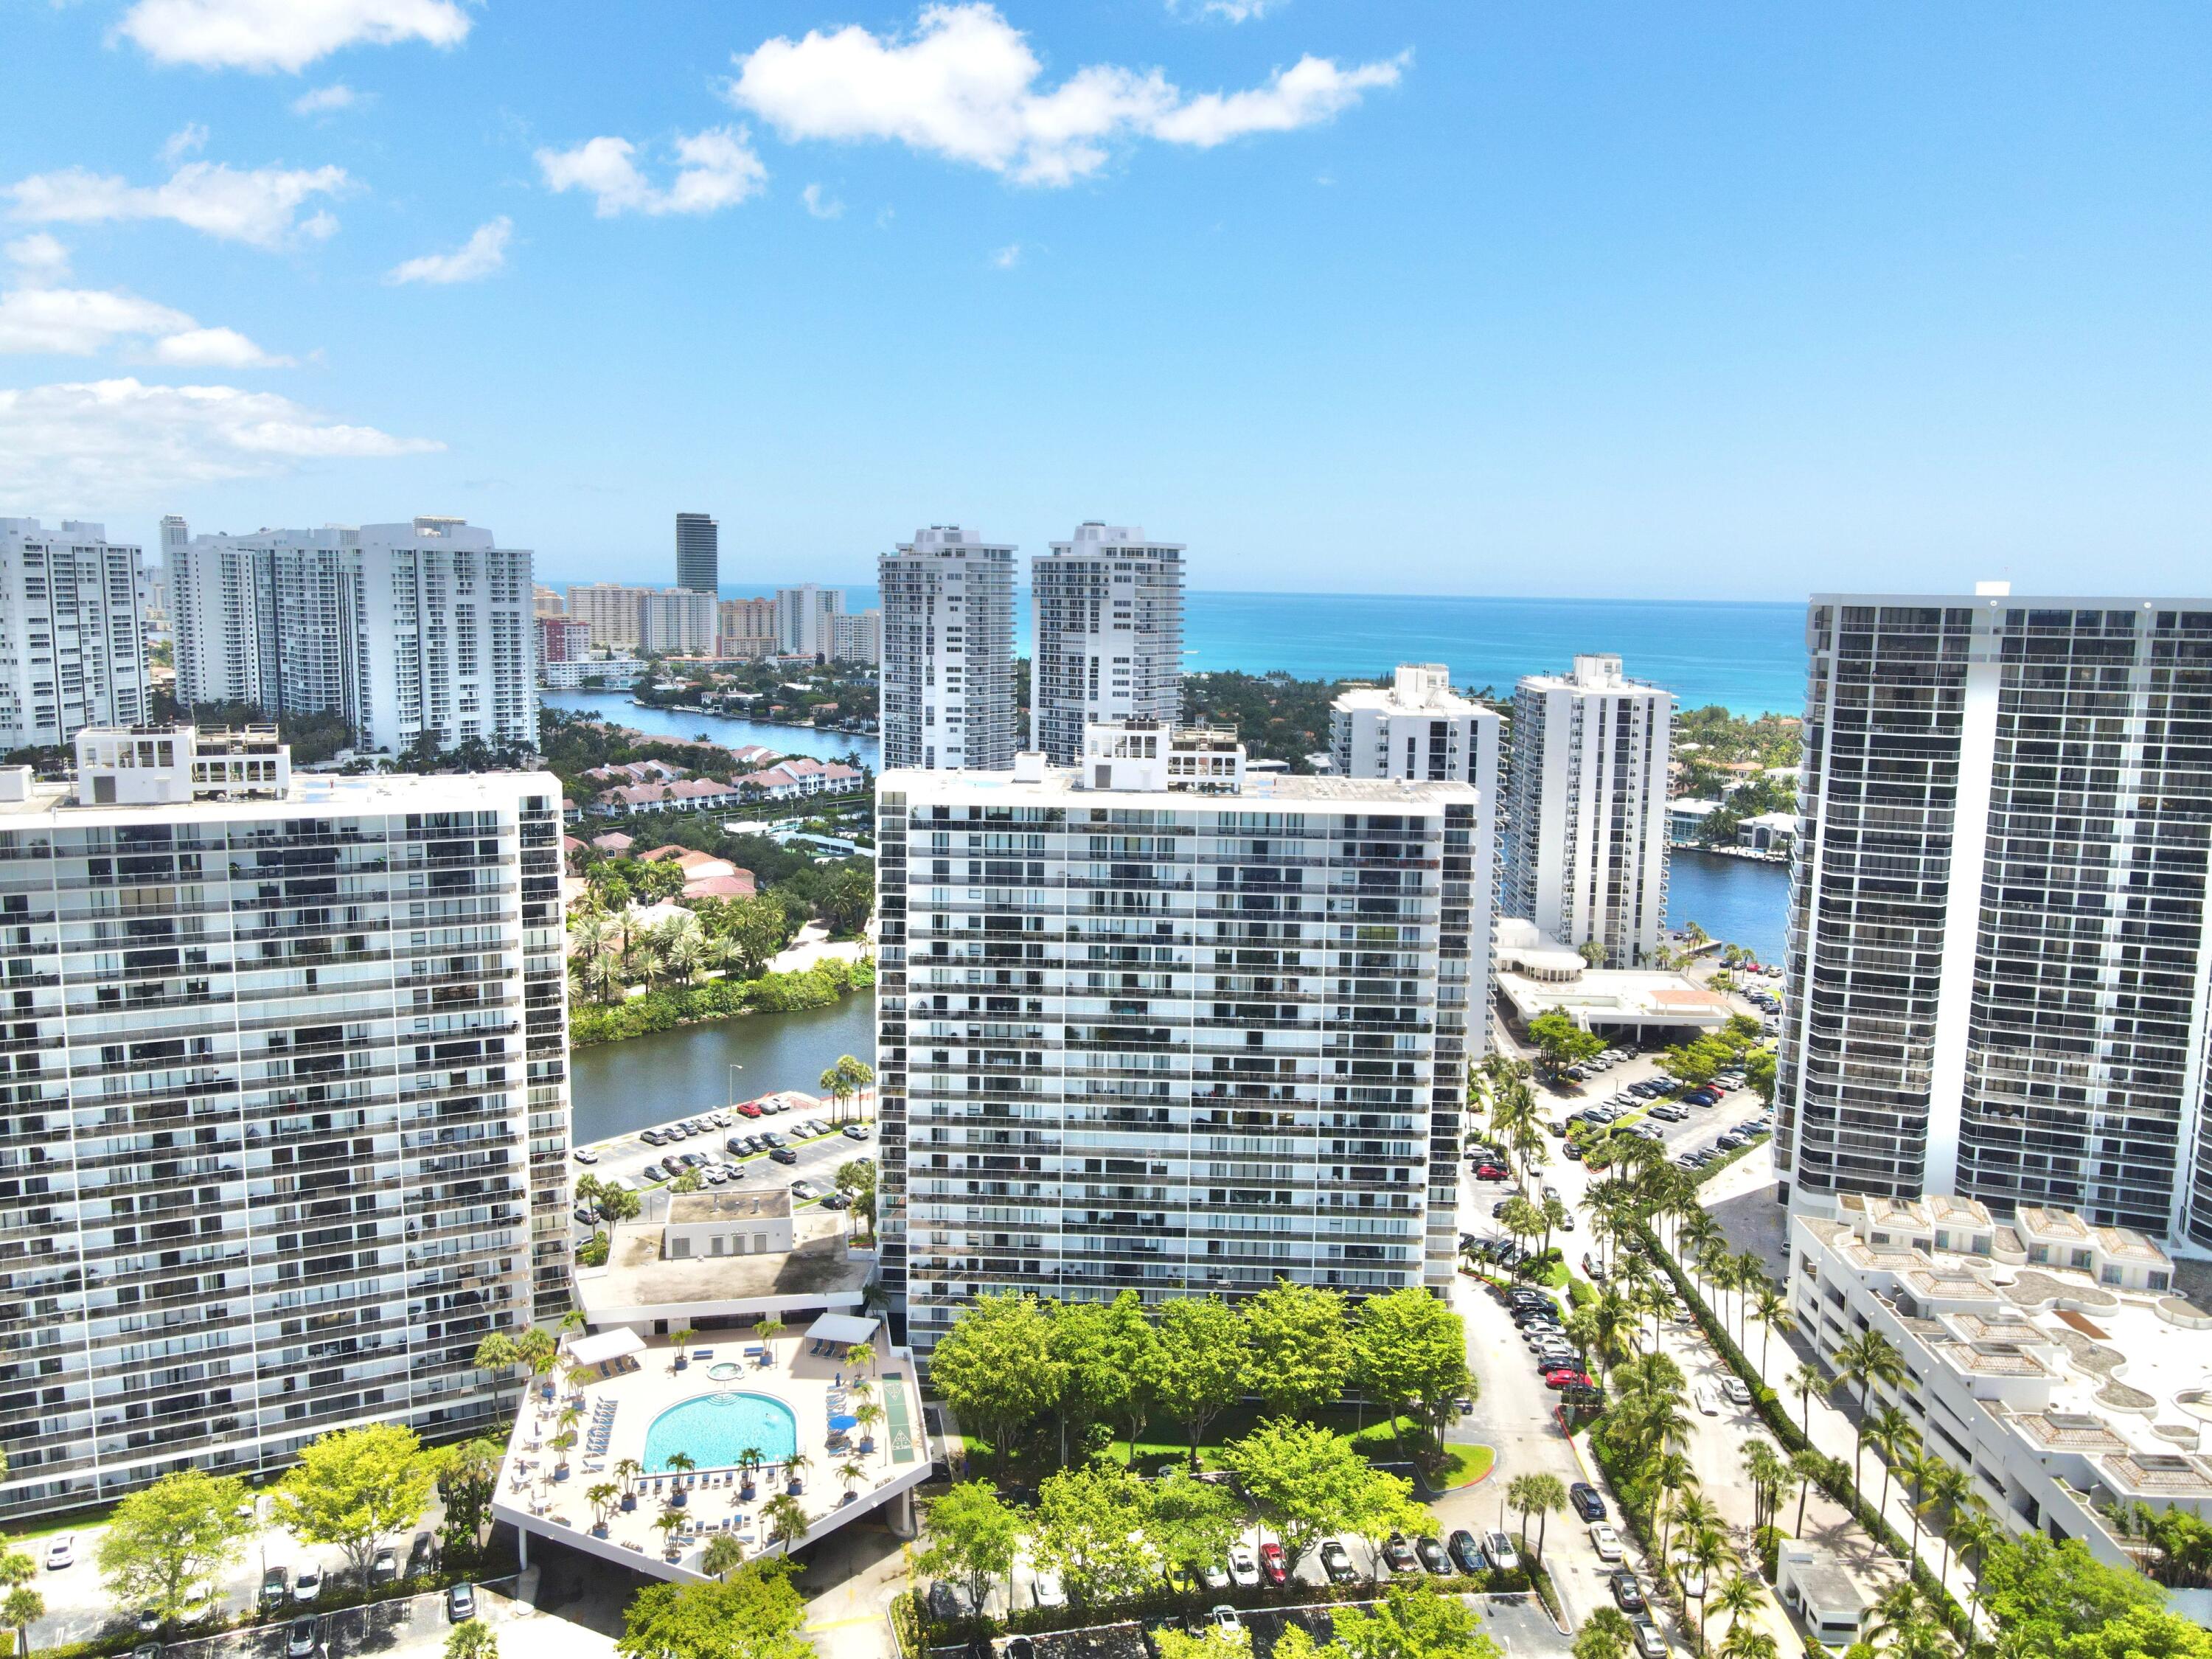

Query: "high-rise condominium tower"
left=0, top=520, right=151, bottom=751
left=1332, top=664, right=1503, bottom=1018
left=878, top=528, right=1016, bottom=771
left=639, top=588, right=715, bottom=655
left=1501, top=654, right=1672, bottom=966
left=675, top=512, right=718, bottom=594
left=1778, top=591, right=2212, bottom=1250
left=874, top=726, right=1478, bottom=1353
left=776, top=585, right=844, bottom=660
left=0, top=726, right=568, bottom=1518
left=170, top=518, right=537, bottom=754
left=1029, top=524, right=1186, bottom=764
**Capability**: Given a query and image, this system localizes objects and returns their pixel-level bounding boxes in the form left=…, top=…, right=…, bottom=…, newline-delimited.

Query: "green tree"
left=1240, top=1279, right=1352, bottom=1419
left=1153, top=1296, right=1251, bottom=1467
left=445, top=1620, right=498, bottom=1659
left=1352, top=1287, right=1472, bottom=1453
left=834, top=1160, right=877, bottom=1239
left=914, top=1481, right=1021, bottom=1613
left=1573, top=1608, right=1638, bottom=1659
left=701, top=1534, right=750, bottom=1582
left=1148, top=1470, right=1247, bottom=1596
left=1033, top=1465, right=1155, bottom=1610
left=1321, top=1582, right=1500, bottom=1659
left=1102, top=1288, right=1164, bottom=1456
left=96, top=1470, right=255, bottom=1630
left=1222, top=1419, right=1397, bottom=1573
left=434, top=1436, right=505, bottom=1562
left=818, top=1054, right=874, bottom=1125
left=1977, top=1534, right=2163, bottom=1657
left=1506, top=1472, right=1565, bottom=1557
left=928, top=1292, right=1065, bottom=1461
left=615, top=1563, right=814, bottom=1659
left=472, top=1331, right=521, bottom=1408
left=818, top=866, right=874, bottom=936
left=2056, top=1605, right=2212, bottom=1659
left=1050, top=1298, right=1127, bottom=1461
left=1528, top=1011, right=1605, bottom=1075
left=3, top=1587, right=44, bottom=1658
left=272, top=1423, right=438, bottom=1582
left=1743, top=1048, right=1776, bottom=1105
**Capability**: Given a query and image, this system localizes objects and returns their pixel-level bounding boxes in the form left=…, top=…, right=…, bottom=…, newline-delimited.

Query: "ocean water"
left=715, top=586, right=1806, bottom=716
left=1666, top=849, right=1790, bottom=964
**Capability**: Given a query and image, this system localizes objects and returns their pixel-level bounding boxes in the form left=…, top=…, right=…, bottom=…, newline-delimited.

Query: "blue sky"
left=3, top=1, right=2209, bottom=598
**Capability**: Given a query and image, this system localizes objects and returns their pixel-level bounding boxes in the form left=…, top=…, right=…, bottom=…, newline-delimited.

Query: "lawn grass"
left=1439, top=1444, right=1496, bottom=1486
left=959, top=1405, right=1436, bottom=1481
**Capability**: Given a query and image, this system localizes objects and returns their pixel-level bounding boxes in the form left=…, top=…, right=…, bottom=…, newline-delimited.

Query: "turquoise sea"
left=718, top=586, right=1808, bottom=717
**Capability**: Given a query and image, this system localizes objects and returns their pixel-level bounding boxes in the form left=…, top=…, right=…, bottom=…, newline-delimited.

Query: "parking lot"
left=568, top=1091, right=876, bottom=1239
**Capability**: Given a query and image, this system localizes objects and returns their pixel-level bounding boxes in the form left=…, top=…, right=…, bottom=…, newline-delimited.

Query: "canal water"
left=1665, top=849, right=1790, bottom=964
left=542, top=691, right=878, bottom=768
left=568, top=990, right=878, bottom=1144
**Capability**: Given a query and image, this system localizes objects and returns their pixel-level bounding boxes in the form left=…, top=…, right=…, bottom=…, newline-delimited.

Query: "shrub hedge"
left=570, top=955, right=874, bottom=1046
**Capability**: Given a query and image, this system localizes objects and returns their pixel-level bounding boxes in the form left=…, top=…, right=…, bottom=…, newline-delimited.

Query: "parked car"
left=640, top=1162, right=670, bottom=1183
left=43, top=1537, right=72, bottom=1571
left=925, top=1582, right=967, bottom=1621
left=1724, top=1377, right=1753, bottom=1407
left=1590, top=1525, right=1624, bottom=1563
left=571, top=1146, right=599, bottom=1164
left=726, top=1135, right=751, bottom=1155
left=178, top=1587, right=216, bottom=1627
left=1610, top=1570, right=1646, bottom=1613
left=1415, top=1535, right=1451, bottom=1576
left=791, top=1180, right=821, bottom=1200
left=703, top=1166, right=730, bottom=1186
left=843, top=1123, right=870, bottom=1141
left=1570, top=1482, right=1607, bottom=1523
left=408, top=1532, right=436, bottom=1576
left=286, top=1618, right=319, bottom=1659
left=640, top=1128, right=666, bottom=1147
left=770, top=1146, right=799, bottom=1165
left=1695, top=1387, right=1719, bottom=1416
left=1201, top=1562, right=1231, bottom=1593
left=1543, top=1367, right=1593, bottom=1390
left=1031, top=1571, right=1067, bottom=1609
left=1209, top=1608, right=1242, bottom=1635
left=761, top=1133, right=786, bottom=1149
left=1672, top=1553, right=1707, bottom=1599
left=1473, top=1163, right=1509, bottom=1181
left=1259, top=1543, right=1288, bottom=1587
left=710, top=1110, right=733, bottom=1127
left=1319, top=1540, right=1359, bottom=1585
left=1486, top=1532, right=1520, bottom=1573
left=261, top=1567, right=291, bottom=1612
left=1228, top=1548, right=1260, bottom=1589
left=1446, top=1530, right=1486, bottom=1574
left=446, top=1583, right=476, bottom=1623
left=294, top=1565, right=323, bottom=1603
left=734, top=1102, right=763, bottom=1119
left=1632, top=1621, right=1668, bottom=1659
left=821, top=1191, right=852, bottom=1210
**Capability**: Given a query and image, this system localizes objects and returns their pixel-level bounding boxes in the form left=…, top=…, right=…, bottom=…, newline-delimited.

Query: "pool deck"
left=488, top=1329, right=936, bottom=1582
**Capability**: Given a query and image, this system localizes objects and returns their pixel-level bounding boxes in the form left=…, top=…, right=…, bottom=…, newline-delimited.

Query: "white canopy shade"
left=804, top=1312, right=879, bottom=1346
left=568, top=1327, right=646, bottom=1366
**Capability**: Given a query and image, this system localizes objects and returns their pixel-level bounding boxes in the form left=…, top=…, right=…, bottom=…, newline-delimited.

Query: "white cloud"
left=537, top=128, right=767, bottom=218
left=7, top=160, right=349, bottom=249
left=4, top=234, right=69, bottom=282
left=117, top=0, right=470, bottom=73
left=160, top=122, right=210, bottom=164
left=801, top=182, right=844, bottom=219
left=387, top=215, right=511, bottom=284
left=293, top=83, right=367, bottom=116
left=990, top=242, right=1020, bottom=268
left=726, top=3, right=1404, bottom=185
left=0, top=378, right=439, bottom=504
left=148, top=326, right=291, bottom=368
left=0, top=277, right=291, bottom=365
left=1170, top=0, right=1280, bottom=18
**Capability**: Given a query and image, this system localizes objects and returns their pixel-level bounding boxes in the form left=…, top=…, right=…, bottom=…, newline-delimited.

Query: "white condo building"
left=777, top=584, right=844, bottom=660
left=565, top=584, right=653, bottom=650
left=639, top=588, right=716, bottom=656
left=829, top=608, right=881, bottom=668
left=0, top=520, right=152, bottom=753
left=1501, top=654, right=1672, bottom=967
left=879, top=528, right=1017, bottom=772
left=1778, top=591, right=2212, bottom=1253
left=1332, top=664, right=1503, bottom=1021
left=1029, top=524, right=1186, bottom=765
left=0, top=726, right=570, bottom=1518
left=874, top=726, right=1478, bottom=1353
left=170, top=518, right=537, bottom=755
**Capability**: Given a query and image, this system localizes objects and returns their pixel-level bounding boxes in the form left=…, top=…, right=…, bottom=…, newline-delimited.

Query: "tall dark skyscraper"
left=675, top=512, right=718, bottom=593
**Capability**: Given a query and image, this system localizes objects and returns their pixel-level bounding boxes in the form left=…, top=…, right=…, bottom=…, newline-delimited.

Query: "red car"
left=1543, top=1367, right=1593, bottom=1390
left=1473, top=1163, right=1509, bottom=1181
left=1258, top=1543, right=1287, bottom=1587
left=734, top=1102, right=764, bottom=1119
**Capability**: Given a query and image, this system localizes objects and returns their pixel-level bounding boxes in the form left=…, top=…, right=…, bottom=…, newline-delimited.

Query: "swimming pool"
left=641, top=1391, right=799, bottom=1471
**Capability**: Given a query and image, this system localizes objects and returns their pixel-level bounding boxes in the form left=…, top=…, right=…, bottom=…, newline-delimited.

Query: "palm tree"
left=1863, top=1406, right=1919, bottom=1521
left=1722, top=1629, right=1778, bottom=1659
left=1948, top=1512, right=2000, bottom=1627
left=4, top=1586, right=44, bottom=1659
left=853, top=1400, right=885, bottom=1458
left=1899, top=1447, right=1943, bottom=1571
left=1790, top=1447, right=1829, bottom=1538
left=1741, top=1440, right=1790, bottom=1537
left=472, top=1331, right=521, bottom=1409
left=614, top=1456, right=641, bottom=1500
left=1834, top=1329, right=1905, bottom=1491
left=1506, top=1472, right=1566, bottom=1558
left=838, top=1458, right=869, bottom=1500
left=1921, top=1461, right=1973, bottom=1589
left=585, top=1482, right=619, bottom=1531
left=1663, top=1491, right=1720, bottom=1569
left=1711, top=1573, right=1765, bottom=1646
left=701, top=1534, right=748, bottom=1581
left=1751, top=1286, right=1793, bottom=1374
left=653, top=1509, right=687, bottom=1559
left=737, top=1445, right=765, bottom=1498
left=664, top=1450, right=696, bottom=1504
left=1685, top=1526, right=1732, bottom=1655
left=783, top=1451, right=812, bottom=1495
left=1785, top=1363, right=1831, bottom=1439
left=762, top=1493, right=810, bottom=1553
left=845, top=1339, right=877, bottom=1377
left=755, top=1310, right=785, bottom=1359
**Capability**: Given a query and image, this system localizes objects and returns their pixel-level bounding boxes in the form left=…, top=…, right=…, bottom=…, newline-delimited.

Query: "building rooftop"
left=880, top=764, right=1475, bottom=807
left=668, top=1189, right=791, bottom=1225
left=582, top=1220, right=866, bottom=1315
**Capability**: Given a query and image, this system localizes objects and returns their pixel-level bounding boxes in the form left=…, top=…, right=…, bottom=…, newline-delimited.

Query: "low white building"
left=1737, top=810, right=1796, bottom=852
left=1494, top=918, right=1734, bottom=1036
left=1775, top=1544, right=1875, bottom=1649
left=1667, top=799, right=1725, bottom=846
left=1789, top=1194, right=2212, bottom=1568
left=542, top=655, right=646, bottom=689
